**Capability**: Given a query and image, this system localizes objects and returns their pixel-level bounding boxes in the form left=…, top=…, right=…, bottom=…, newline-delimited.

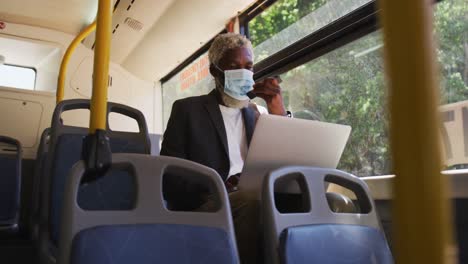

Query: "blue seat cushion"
left=50, top=134, right=143, bottom=245
left=280, top=224, right=393, bottom=264
left=0, top=154, right=20, bottom=222
left=109, top=137, right=146, bottom=154
left=50, top=134, right=84, bottom=244
left=71, top=224, right=237, bottom=264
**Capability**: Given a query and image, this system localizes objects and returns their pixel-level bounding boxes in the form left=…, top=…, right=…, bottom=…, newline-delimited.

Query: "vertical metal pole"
left=89, top=0, right=112, bottom=133
left=379, top=0, right=456, bottom=263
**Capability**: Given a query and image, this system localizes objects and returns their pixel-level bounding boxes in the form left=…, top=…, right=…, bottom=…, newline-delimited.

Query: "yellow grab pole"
left=56, top=22, right=96, bottom=104
left=379, top=0, right=455, bottom=263
left=89, top=0, right=112, bottom=133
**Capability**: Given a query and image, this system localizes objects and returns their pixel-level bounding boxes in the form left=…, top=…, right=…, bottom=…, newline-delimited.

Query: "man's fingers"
left=253, top=92, right=274, bottom=102
left=253, top=79, right=278, bottom=88
left=253, top=86, right=281, bottom=95
left=253, top=77, right=282, bottom=101
left=264, top=77, right=279, bottom=86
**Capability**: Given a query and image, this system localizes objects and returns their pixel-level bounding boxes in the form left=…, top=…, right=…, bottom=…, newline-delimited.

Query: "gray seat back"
left=38, top=99, right=150, bottom=263
left=50, top=99, right=151, bottom=153
left=0, top=136, right=22, bottom=232
left=263, top=167, right=392, bottom=264
left=58, top=153, right=238, bottom=264
left=149, top=133, right=161, bottom=155
left=30, top=128, right=50, bottom=239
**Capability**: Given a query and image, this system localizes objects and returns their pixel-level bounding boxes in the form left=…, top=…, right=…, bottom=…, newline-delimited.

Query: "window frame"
left=238, top=0, right=277, bottom=37
left=242, top=0, right=379, bottom=80
left=239, top=0, right=441, bottom=81
left=158, top=0, right=449, bottom=175
left=161, top=0, right=443, bottom=85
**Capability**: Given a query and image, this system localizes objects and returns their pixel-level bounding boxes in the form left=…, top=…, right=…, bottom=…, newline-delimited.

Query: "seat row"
left=2, top=99, right=393, bottom=263
left=25, top=99, right=150, bottom=264
left=0, top=135, right=21, bottom=234
left=57, top=153, right=393, bottom=264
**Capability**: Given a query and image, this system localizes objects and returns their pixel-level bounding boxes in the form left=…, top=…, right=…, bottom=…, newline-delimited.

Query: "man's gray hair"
left=208, top=33, right=254, bottom=66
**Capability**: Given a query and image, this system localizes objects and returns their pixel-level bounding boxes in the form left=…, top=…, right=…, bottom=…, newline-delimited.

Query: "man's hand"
left=253, top=77, right=286, bottom=116
left=225, top=175, right=240, bottom=193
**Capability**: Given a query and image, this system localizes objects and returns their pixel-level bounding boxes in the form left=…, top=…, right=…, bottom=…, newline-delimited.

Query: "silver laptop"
left=238, top=114, right=351, bottom=198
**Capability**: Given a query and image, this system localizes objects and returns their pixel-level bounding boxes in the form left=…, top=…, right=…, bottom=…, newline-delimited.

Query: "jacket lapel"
left=204, top=90, right=229, bottom=157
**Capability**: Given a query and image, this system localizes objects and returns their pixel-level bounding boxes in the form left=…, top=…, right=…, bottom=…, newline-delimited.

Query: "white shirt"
left=219, top=104, right=268, bottom=177
left=219, top=105, right=248, bottom=176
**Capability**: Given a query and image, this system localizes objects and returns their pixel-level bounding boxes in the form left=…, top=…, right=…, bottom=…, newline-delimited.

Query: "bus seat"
left=58, top=154, right=238, bottom=264
left=0, top=136, right=22, bottom=234
left=149, top=133, right=161, bottom=155
left=263, top=167, right=393, bottom=264
left=30, top=128, right=50, bottom=240
left=38, top=99, right=150, bottom=263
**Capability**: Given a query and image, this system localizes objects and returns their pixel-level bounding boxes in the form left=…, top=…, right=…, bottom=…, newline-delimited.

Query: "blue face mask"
left=215, top=65, right=254, bottom=100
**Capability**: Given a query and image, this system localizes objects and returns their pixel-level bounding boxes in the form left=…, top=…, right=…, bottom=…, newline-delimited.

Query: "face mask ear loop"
left=212, top=63, right=225, bottom=90
left=212, top=63, right=224, bottom=74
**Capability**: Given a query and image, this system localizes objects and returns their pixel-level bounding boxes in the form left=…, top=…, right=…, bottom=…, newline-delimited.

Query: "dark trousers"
left=198, top=191, right=261, bottom=264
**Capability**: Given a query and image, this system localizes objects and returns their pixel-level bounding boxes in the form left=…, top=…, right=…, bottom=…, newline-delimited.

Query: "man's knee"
left=229, top=194, right=260, bottom=220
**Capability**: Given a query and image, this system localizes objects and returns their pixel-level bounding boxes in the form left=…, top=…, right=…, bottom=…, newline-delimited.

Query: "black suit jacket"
left=160, top=89, right=257, bottom=208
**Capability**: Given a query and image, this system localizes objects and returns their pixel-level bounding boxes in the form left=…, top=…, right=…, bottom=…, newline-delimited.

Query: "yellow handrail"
left=56, top=22, right=96, bottom=104
left=89, top=0, right=112, bottom=133
left=379, top=0, right=455, bottom=263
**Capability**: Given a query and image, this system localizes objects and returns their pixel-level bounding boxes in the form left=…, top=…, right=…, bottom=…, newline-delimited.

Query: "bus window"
left=0, top=64, right=36, bottom=90
left=248, top=0, right=466, bottom=175
left=247, top=0, right=372, bottom=62
left=253, top=31, right=388, bottom=177
left=162, top=52, right=212, bottom=129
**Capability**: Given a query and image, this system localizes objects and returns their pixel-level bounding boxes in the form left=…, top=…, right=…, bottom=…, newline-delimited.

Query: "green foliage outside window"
left=249, top=0, right=467, bottom=176
left=249, top=0, right=327, bottom=46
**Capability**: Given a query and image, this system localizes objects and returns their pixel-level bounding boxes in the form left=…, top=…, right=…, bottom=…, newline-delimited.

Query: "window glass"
left=436, top=0, right=468, bottom=169
left=0, top=65, right=36, bottom=90
left=162, top=52, right=213, bottom=129
left=249, top=0, right=372, bottom=62
left=257, top=0, right=467, bottom=176
left=161, top=0, right=466, bottom=175
left=436, top=0, right=467, bottom=104
left=259, top=31, right=387, bottom=176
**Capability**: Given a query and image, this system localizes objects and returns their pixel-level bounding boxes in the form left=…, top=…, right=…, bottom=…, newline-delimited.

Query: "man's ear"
left=210, top=64, right=224, bottom=89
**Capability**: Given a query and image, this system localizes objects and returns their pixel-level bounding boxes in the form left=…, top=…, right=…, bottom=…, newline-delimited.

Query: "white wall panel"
left=68, top=56, right=155, bottom=133
left=0, top=0, right=97, bottom=35
left=0, top=87, right=55, bottom=159
left=0, top=97, right=43, bottom=147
